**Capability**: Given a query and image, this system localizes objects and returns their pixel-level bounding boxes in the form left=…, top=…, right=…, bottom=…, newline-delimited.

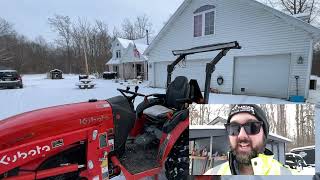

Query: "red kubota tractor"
left=0, top=42, right=240, bottom=180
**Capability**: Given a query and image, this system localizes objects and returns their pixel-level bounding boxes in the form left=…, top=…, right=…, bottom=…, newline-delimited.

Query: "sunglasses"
left=224, top=121, right=263, bottom=136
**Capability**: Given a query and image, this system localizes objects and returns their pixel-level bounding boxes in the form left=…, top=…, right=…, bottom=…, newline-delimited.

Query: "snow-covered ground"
left=0, top=74, right=294, bottom=120
left=0, top=74, right=316, bottom=179
left=299, top=166, right=316, bottom=175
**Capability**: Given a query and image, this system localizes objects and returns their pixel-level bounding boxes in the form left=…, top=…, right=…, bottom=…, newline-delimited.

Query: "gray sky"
left=0, top=0, right=184, bottom=43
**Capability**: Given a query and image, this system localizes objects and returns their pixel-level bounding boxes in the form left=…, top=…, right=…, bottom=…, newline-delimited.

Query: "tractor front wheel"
left=165, top=129, right=189, bottom=180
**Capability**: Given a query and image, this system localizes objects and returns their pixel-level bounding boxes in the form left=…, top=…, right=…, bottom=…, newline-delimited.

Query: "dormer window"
left=194, top=15, right=202, bottom=37
left=116, top=50, right=121, bottom=58
left=193, top=5, right=215, bottom=37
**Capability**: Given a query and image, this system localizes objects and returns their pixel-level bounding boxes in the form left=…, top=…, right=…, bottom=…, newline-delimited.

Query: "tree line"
left=0, top=14, right=153, bottom=74
left=260, top=0, right=320, bottom=25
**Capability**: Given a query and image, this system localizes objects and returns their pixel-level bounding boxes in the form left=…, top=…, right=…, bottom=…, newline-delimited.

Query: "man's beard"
left=230, top=137, right=266, bottom=166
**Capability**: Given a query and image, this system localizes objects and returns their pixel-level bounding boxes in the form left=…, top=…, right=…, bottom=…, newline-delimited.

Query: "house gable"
left=144, top=0, right=320, bottom=56
left=145, top=0, right=320, bottom=99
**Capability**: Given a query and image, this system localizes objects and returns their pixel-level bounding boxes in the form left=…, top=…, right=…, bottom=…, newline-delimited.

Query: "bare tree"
left=261, top=0, right=320, bottom=23
left=0, top=17, right=16, bottom=62
left=189, top=105, right=199, bottom=125
left=48, top=15, right=73, bottom=73
left=120, top=15, right=153, bottom=40
left=70, top=18, right=112, bottom=74
left=134, top=14, right=153, bottom=38
left=0, top=17, right=15, bottom=37
left=121, top=18, right=136, bottom=40
left=112, top=27, right=122, bottom=39
left=260, top=104, right=276, bottom=133
left=276, top=104, right=287, bottom=136
left=0, top=15, right=112, bottom=75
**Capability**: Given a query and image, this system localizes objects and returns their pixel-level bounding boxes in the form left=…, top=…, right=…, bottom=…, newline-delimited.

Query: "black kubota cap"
left=227, top=104, right=269, bottom=137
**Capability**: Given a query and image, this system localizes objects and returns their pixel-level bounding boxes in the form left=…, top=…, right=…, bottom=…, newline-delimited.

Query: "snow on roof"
left=292, top=13, right=310, bottom=18
left=190, top=124, right=225, bottom=130
left=142, top=55, right=149, bottom=60
left=114, top=38, right=149, bottom=63
left=106, top=58, right=121, bottom=65
left=135, top=43, right=148, bottom=54
left=310, top=75, right=318, bottom=80
left=268, top=132, right=292, bottom=142
left=290, top=145, right=315, bottom=151
left=117, top=37, right=150, bottom=50
left=0, top=70, right=17, bottom=72
left=50, top=69, right=62, bottom=72
left=117, top=38, right=133, bottom=48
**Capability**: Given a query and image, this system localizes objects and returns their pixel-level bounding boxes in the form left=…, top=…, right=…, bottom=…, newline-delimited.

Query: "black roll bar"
left=167, top=41, right=241, bottom=104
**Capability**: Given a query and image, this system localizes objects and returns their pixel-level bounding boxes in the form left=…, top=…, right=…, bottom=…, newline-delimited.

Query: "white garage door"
left=154, top=62, right=169, bottom=88
left=233, top=54, right=290, bottom=99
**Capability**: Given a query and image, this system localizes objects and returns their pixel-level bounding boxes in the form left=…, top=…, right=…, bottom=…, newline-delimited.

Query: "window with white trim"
left=205, top=11, right=215, bottom=35
left=194, top=14, right=202, bottom=37
left=193, top=5, right=215, bottom=37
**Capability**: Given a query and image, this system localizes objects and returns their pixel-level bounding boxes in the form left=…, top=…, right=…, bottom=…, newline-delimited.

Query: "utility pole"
left=82, top=37, right=89, bottom=76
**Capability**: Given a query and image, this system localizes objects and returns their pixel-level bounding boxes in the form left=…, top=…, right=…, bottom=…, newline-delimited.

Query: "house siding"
left=147, top=0, right=313, bottom=98
left=108, top=39, right=148, bottom=80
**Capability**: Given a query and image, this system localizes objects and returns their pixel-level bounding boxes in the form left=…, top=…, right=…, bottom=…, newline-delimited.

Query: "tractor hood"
left=0, top=100, right=113, bottom=150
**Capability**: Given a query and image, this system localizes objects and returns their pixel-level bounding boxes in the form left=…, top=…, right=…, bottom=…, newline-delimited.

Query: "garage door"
left=154, top=62, right=168, bottom=88
left=233, top=54, right=290, bottom=99
left=154, top=61, right=207, bottom=89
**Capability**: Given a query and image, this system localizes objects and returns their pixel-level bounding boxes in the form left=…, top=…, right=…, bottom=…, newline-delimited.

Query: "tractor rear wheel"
left=165, top=129, right=189, bottom=180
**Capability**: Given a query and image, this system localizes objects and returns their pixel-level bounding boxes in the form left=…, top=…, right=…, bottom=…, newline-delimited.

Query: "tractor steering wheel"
left=117, top=86, right=145, bottom=104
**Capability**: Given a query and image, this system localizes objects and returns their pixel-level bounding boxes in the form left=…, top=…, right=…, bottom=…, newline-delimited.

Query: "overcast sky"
left=0, top=0, right=184, bottom=43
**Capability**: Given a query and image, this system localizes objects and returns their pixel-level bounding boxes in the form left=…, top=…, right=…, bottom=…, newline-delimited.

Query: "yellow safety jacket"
left=205, top=149, right=296, bottom=175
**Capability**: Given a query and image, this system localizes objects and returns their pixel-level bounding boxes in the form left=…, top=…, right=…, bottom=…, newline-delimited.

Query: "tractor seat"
left=143, top=76, right=190, bottom=124
left=143, top=105, right=174, bottom=124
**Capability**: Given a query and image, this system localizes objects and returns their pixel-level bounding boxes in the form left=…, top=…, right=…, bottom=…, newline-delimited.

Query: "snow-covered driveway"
left=0, top=74, right=294, bottom=120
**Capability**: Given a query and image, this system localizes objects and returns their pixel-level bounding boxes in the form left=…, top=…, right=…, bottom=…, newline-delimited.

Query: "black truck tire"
left=165, top=129, right=189, bottom=180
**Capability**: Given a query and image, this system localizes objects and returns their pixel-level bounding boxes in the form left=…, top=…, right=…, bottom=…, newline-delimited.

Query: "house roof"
left=106, top=37, right=150, bottom=65
left=117, top=37, right=150, bottom=50
left=135, top=43, right=148, bottom=54
left=290, top=145, right=315, bottom=151
left=207, top=116, right=227, bottom=126
left=50, top=69, right=62, bottom=72
left=106, top=58, right=121, bottom=65
left=144, top=0, right=320, bottom=55
left=117, top=38, right=134, bottom=48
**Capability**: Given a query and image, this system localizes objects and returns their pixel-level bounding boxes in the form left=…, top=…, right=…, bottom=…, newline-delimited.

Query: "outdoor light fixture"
left=297, top=56, right=303, bottom=64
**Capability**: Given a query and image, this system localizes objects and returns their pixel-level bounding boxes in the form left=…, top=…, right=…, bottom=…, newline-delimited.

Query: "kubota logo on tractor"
left=0, top=145, right=51, bottom=165
left=79, top=115, right=109, bottom=125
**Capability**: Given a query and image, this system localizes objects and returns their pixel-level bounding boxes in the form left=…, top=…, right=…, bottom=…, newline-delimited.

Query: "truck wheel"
left=165, top=129, right=189, bottom=180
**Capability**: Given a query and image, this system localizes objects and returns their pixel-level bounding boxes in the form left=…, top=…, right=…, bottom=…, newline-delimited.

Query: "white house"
left=106, top=37, right=149, bottom=80
left=144, top=0, right=320, bottom=100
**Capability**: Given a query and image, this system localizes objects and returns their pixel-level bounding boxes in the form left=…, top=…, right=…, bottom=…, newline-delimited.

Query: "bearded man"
left=205, top=104, right=295, bottom=175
